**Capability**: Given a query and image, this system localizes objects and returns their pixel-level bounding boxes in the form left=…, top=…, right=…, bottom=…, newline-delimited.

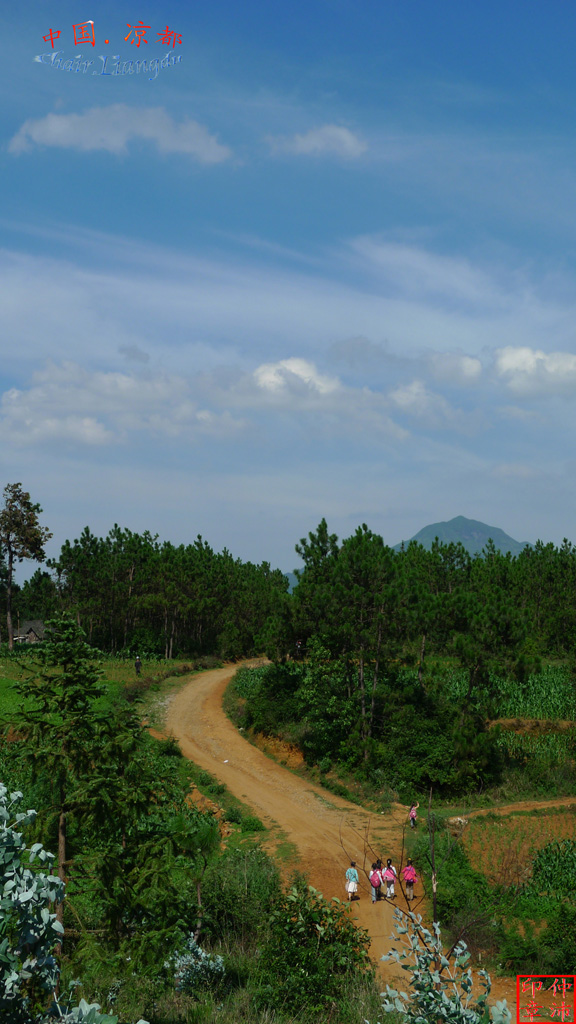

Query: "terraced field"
left=463, top=805, right=576, bottom=887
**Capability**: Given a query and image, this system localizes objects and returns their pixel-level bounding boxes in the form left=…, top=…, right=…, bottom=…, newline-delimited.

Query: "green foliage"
left=0, top=787, right=148, bottom=1024
left=381, top=907, right=511, bottom=1024
left=412, top=828, right=488, bottom=928
left=257, top=883, right=373, bottom=1014
left=232, top=662, right=304, bottom=735
left=166, top=935, right=225, bottom=994
left=443, top=664, right=576, bottom=719
left=240, top=815, right=266, bottom=833
left=0, top=786, right=63, bottom=1023
left=42, top=525, right=289, bottom=659
left=528, top=838, right=576, bottom=895
left=202, top=847, right=280, bottom=944
left=0, top=483, right=52, bottom=651
left=497, top=904, right=576, bottom=975
left=235, top=659, right=503, bottom=797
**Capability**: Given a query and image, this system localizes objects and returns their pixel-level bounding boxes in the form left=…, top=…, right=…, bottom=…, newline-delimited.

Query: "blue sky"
left=3, top=0, right=576, bottom=572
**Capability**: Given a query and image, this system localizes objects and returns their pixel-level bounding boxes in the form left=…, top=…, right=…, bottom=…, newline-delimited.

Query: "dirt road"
left=163, top=662, right=519, bottom=1009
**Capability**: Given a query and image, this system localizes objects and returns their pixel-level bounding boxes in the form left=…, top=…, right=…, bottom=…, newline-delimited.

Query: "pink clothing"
left=402, top=866, right=417, bottom=883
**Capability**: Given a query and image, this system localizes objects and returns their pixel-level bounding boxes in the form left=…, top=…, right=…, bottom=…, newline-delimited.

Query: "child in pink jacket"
left=402, top=858, right=418, bottom=901
left=409, top=802, right=419, bottom=829
left=382, top=858, right=397, bottom=898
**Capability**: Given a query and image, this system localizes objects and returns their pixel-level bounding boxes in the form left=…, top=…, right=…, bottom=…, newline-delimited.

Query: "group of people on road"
left=344, top=801, right=420, bottom=904
left=345, top=857, right=418, bottom=904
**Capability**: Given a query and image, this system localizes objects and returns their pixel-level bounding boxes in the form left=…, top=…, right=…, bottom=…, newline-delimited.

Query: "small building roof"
left=18, top=620, right=46, bottom=639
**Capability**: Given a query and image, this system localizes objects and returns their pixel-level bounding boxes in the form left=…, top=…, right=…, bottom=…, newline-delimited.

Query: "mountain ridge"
left=393, top=515, right=530, bottom=556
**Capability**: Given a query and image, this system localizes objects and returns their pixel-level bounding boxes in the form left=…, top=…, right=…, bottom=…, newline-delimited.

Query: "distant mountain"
left=393, top=515, right=530, bottom=557
left=284, top=571, right=299, bottom=593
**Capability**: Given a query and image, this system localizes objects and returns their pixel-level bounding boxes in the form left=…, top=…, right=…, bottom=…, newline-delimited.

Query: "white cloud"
left=495, top=346, right=576, bottom=395
left=268, top=124, right=367, bottom=158
left=0, top=362, right=245, bottom=447
left=199, top=358, right=408, bottom=440
left=254, top=357, right=339, bottom=395
left=389, top=379, right=456, bottom=426
left=349, top=238, right=499, bottom=305
left=9, top=105, right=232, bottom=162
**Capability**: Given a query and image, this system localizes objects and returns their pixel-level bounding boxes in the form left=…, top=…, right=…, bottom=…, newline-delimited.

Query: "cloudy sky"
left=3, top=1, right=576, bottom=572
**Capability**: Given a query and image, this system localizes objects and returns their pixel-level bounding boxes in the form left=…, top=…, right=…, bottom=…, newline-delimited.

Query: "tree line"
left=2, top=483, right=576, bottom=666
left=0, top=484, right=289, bottom=658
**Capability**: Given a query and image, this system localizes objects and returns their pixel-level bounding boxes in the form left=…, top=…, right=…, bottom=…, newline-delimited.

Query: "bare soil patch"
left=464, top=807, right=576, bottom=887
left=489, top=718, right=575, bottom=734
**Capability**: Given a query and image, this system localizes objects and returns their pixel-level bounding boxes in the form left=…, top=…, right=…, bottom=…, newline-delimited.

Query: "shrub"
left=0, top=786, right=148, bottom=1024
left=240, top=815, right=266, bottom=833
left=202, top=847, right=280, bottom=945
left=256, top=884, right=373, bottom=1014
left=157, top=736, right=182, bottom=758
left=0, top=787, right=64, bottom=1023
left=381, top=906, right=511, bottom=1024
left=166, top=935, right=225, bottom=994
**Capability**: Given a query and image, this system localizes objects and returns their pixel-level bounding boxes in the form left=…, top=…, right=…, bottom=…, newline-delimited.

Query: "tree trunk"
left=193, top=878, right=203, bottom=941
left=6, top=549, right=14, bottom=650
left=56, top=798, right=66, bottom=952
left=418, top=633, right=426, bottom=687
left=368, top=620, right=382, bottom=742
left=458, top=664, right=479, bottom=728
left=124, top=564, right=135, bottom=648
left=358, top=651, right=368, bottom=759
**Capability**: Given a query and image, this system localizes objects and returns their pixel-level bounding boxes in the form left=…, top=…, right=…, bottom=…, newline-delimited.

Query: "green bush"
left=240, top=815, right=266, bottom=833
left=202, top=847, right=280, bottom=945
left=256, top=883, right=373, bottom=1014
left=529, top=838, right=576, bottom=895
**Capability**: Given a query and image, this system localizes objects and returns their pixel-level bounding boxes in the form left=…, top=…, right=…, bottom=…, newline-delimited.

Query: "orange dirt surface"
left=160, top=662, right=521, bottom=1012
left=468, top=798, right=576, bottom=817
left=488, top=719, right=575, bottom=734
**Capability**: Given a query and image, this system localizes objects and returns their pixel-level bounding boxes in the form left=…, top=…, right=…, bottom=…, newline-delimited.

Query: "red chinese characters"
left=157, top=25, right=182, bottom=47
left=41, top=21, right=183, bottom=49
left=42, top=29, right=61, bottom=49
left=124, top=21, right=151, bottom=46
left=72, top=21, right=95, bottom=47
left=518, top=977, right=575, bottom=1024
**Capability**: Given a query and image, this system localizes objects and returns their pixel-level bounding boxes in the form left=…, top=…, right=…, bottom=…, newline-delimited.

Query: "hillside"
left=394, top=515, right=530, bottom=556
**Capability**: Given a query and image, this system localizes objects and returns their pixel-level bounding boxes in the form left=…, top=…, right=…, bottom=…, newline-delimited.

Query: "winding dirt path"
left=162, top=662, right=520, bottom=1010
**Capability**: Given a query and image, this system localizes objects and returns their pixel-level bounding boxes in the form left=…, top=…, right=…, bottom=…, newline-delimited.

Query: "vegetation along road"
left=163, top=661, right=523, bottom=1010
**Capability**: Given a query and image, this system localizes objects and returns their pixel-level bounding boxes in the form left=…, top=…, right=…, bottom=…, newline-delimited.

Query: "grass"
left=0, top=651, right=270, bottom=845
left=0, top=651, right=223, bottom=724
left=495, top=729, right=576, bottom=768
left=439, top=663, right=576, bottom=719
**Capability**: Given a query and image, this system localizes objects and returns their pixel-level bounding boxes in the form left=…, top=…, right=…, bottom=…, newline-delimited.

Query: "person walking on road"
left=402, top=858, right=418, bottom=901
left=383, top=858, right=397, bottom=899
left=409, top=801, right=419, bottom=829
left=345, top=861, right=359, bottom=901
left=369, top=862, right=383, bottom=903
